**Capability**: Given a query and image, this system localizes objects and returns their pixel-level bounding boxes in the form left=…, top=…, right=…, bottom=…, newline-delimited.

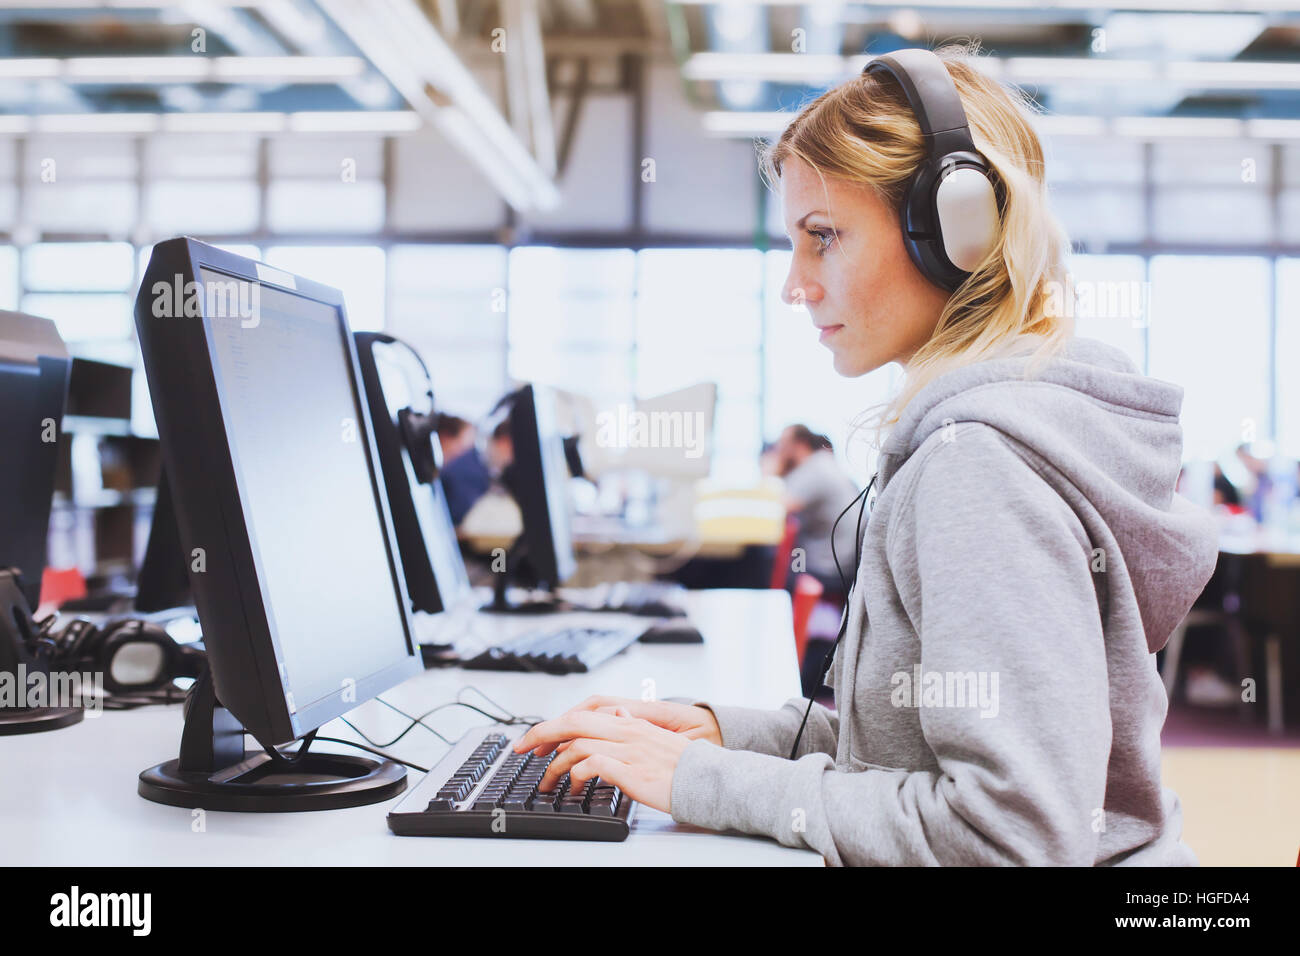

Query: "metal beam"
left=315, top=0, right=560, bottom=212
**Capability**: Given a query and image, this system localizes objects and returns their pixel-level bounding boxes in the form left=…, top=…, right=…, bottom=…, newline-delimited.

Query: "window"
left=762, top=249, right=891, bottom=477
left=264, top=245, right=386, bottom=332
left=1147, top=256, right=1271, bottom=460
left=636, top=249, right=763, bottom=481
left=1277, top=258, right=1300, bottom=459
left=21, top=242, right=135, bottom=344
left=1064, top=254, right=1148, bottom=373
left=508, top=247, right=636, bottom=411
left=390, top=244, right=509, bottom=420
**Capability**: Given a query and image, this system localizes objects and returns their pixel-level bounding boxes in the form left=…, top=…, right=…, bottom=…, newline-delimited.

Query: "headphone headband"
left=860, top=48, right=1000, bottom=291
left=864, top=49, right=975, bottom=145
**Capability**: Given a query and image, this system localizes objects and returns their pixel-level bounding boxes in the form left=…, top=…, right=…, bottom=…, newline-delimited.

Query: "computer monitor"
left=0, top=310, right=70, bottom=610
left=490, top=383, right=577, bottom=611
left=0, top=310, right=83, bottom=736
left=134, top=469, right=192, bottom=614
left=354, top=332, right=473, bottom=618
left=133, top=238, right=421, bottom=811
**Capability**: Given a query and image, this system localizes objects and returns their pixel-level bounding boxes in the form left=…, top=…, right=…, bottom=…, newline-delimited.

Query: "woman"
left=514, top=44, right=1218, bottom=866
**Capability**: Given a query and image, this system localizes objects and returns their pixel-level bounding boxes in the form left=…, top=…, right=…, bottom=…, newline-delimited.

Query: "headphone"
left=862, top=48, right=1002, bottom=292
left=53, top=617, right=205, bottom=697
left=360, top=332, right=445, bottom=485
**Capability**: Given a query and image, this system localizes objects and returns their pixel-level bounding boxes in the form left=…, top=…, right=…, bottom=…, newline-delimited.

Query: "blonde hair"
left=760, top=41, right=1074, bottom=450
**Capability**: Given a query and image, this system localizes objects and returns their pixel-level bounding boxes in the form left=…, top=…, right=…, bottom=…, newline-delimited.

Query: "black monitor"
left=133, top=238, right=421, bottom=811
left=0, top=310, right=83, bottom=736
left=0, top=310, right=70, bottom=610
left=353, top=332, right=472, bottom=618
left=490, top=383, right=577, bottom=612
left=134, top=469, right=192, bottom=614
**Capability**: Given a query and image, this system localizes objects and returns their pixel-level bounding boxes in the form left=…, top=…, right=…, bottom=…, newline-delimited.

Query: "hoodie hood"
left=875, top=335, right=1218, bottom=652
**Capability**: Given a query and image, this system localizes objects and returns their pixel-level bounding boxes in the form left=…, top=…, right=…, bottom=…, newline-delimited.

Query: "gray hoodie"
left=669, top=335, right=1219, bottom=866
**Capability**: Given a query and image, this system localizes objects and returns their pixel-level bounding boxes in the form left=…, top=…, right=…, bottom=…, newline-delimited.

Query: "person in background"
left=437, top=415, right=491, bottom=526
left=1211, top=463, right=1243, bottom=512
left=773, top=424, right=860, bottom=593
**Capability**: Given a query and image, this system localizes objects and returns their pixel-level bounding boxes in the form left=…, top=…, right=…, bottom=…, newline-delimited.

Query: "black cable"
left=260, top=729, right=318, bottom=767
left=336, top=690, right=543, bottom=752
left=788, top=471, right=877, bottom=761
left=314, top=735, right=429, bottom=773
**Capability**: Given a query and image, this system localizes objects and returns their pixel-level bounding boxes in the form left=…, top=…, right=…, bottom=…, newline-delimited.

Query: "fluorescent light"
left=1113, top=116, right=1244, bottom=138
left=0, top=111, right=422, bottom=136
left=212, top=56, right=368, bottom=82
left=700, top=111, right=789, bottom=137
left=34, top=113, right=160, bottom=133
left=0, top=59, right=59, bottom=79
left=13, top=55, right=370, bottom=85
left=287, top=110, right=422, bottom=132
left=161, top=112, right=287, bottom=133
left=1245, top=119, right=1300, bottom=139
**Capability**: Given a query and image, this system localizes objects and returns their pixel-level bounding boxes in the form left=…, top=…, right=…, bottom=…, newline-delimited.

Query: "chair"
left=791, top=573, right=824, bottom=664
left=768, top=514, right=799, bottom=591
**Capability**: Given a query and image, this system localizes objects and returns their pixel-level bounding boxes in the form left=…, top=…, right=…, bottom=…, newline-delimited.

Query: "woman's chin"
left=830, top=348, right=876, bottom=378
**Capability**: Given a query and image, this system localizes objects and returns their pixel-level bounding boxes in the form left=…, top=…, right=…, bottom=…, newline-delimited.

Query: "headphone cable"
left=788, top=471, right=876, bottom=761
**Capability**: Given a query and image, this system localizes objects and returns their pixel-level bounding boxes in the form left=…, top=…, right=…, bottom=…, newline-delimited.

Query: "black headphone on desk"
left=52, top=617, right=206, bottom=696
left=357, top=332, right=445, bottom=485
left=862, top=48, right=1003, bottom=292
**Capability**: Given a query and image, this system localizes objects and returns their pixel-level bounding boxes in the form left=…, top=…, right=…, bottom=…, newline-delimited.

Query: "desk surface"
left=3, top=590, right=821, bottom=866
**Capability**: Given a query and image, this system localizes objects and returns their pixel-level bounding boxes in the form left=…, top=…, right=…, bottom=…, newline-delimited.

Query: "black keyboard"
left=388, top=729, right=636, bottom=841
left=460, top=623, right=645, bottom=674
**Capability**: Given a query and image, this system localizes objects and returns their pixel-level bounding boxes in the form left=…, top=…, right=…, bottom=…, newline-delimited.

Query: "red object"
left=39, top=567, right=87, bottom=608
left=791, top=573, right=824, bottom=663
left=769, top=513, right=800, bottom=590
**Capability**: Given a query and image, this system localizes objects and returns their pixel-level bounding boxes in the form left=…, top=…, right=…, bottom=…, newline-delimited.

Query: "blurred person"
left=773, top=424, right=860, bottom=593
left=437, top=415, right=491, bottom=526
left=515, top=44, right=1216, bottom=866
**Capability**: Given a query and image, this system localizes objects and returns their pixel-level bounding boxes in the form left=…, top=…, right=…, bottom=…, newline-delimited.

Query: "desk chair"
left=1162, top=552, right=1253, bottom=725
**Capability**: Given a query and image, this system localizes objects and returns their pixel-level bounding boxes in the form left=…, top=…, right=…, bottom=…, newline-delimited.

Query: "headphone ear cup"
left=899, top=160, right=999, bottom=292
left=398, top=407, right=442, bottom=484
left=899, top=167, right=967, bottom=292
left=933, top=164, right=1000, bottom=274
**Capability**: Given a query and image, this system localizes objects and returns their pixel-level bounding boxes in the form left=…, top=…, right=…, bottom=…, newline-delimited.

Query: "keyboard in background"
left=581, top=580, right=689, bottom=618
left=388, top=728, right=635, bottom=841
left=459, top=621, right=647, bottom=673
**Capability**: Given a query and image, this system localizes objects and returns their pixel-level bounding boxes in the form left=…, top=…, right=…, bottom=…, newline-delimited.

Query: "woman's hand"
left=512, top=709, right=705, bottom=814
left=548, top=695, right=722, bottom=748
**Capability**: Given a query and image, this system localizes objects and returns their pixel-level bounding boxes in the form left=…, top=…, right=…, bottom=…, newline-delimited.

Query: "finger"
left=538, top=738, right=632, bottom=793
left=513, top=711, right=634, bottom=754
left=568, top=753, right=632, bottom=793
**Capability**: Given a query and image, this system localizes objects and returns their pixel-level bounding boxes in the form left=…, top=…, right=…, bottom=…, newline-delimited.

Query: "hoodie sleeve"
left=669, top=425, right=1113, bottom=865
left=689, top=699, right=839, bottom=758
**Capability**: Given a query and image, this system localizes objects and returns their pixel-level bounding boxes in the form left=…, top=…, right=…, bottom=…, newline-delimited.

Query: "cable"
left=314, top=735, right=429, bottom=773
left=788, top=470, right=877, bottom=761
left=334, top=687, right=543, bottom=752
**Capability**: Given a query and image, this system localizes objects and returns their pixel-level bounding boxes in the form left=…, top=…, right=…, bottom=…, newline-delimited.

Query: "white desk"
left=2, top=590, right=821, bottom=866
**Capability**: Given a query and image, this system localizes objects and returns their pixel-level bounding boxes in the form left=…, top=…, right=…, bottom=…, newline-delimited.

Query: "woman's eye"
left=808, top=229, right=833, bottom=254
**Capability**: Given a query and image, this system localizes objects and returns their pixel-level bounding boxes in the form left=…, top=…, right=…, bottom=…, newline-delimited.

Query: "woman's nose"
left=782, top=271, right=819, bottom=309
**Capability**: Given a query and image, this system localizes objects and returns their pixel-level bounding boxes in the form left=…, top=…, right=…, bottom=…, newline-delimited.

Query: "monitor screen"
left=199, top=267, right=411, bottom=718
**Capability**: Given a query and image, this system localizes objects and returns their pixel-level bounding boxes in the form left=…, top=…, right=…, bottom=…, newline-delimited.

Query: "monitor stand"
left=482, top=542, right=571, bottom=615
left=0, top=705, right=83, bottom=736
left=138, top=668, right=406, bottom=812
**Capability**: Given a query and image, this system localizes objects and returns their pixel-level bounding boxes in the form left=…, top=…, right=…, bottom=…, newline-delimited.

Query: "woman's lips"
left=818, top=324, right=844, bottom=343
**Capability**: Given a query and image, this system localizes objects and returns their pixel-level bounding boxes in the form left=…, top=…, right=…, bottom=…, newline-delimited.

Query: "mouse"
left=639, top=619, right=704, bottom=644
